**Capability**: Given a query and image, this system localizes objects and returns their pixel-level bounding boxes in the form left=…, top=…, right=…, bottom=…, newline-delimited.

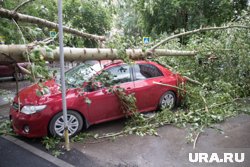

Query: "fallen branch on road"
left=193, top=126, right=204, bottom=150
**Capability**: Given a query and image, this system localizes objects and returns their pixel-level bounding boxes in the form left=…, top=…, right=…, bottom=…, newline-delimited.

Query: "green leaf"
left=85, top=98, right=92, bottom=105
left=36, top=90, right=43, bottom=97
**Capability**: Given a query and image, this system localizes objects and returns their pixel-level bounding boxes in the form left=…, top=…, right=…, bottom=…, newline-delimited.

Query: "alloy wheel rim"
left=161, top=94, right=174, bottom=109
left=54, top=115, right=79, bottom=136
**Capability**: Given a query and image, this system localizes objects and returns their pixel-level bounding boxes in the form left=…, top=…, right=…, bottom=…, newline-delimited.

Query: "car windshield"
left=65, top=62, right=103, bottom=88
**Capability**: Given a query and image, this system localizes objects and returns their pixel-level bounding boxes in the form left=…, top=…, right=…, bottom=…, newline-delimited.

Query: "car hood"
left=14, top=79, right=61, bottom=105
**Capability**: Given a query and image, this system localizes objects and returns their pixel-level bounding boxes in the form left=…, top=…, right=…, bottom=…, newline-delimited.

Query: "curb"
left=2, top=135, right=75, bottom=167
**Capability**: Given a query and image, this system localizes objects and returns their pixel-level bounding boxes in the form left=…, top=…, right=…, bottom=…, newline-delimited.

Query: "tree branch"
left=12, top=19, right=26, bottom=44
left=0, top=7, right=105, bottom=41
left=194, top=98, right=239, bottom=112
left=150, top=25, right=250, bottom=50
left=193, top=126, right=204, bottom=150
left=184, top=76, right=202, bottom=85
left=14, top=0, right=34, bottom=12
left=0, top=45, right=196, bottom=63
left=201, top=96, right=209, bottom=112
left=16, top=63, right=31, bottom=75
left=153, top=81, right=186, bottom=92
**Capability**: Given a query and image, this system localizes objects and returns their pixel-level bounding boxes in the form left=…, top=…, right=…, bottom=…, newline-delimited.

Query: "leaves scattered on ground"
left=0, top=120, right=15, bottom=136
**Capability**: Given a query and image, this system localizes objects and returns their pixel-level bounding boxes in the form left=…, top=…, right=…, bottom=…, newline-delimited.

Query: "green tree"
left=113, top=0, right=143, bottom=36
left=63, top=0, right=112, bottom=47
left=0, top=0, right=112, bottom=47
left=0, top=0, right=57, bottom=44
left=132, top=0, right=248, bottom=35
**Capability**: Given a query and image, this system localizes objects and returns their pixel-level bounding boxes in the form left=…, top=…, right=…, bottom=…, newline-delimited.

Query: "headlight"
left=21, top=105, right=47, bottom=115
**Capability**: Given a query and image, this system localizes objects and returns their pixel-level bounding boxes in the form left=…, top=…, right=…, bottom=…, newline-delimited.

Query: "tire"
left=49, top=110, right=83, bottom=137
left=159, top=91, right=176, bottom=110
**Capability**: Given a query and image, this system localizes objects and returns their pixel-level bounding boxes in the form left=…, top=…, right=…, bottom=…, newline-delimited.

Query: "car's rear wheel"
left=159, top=91, right=176, bottom=110
left=49, top=110, right=83, bottom=137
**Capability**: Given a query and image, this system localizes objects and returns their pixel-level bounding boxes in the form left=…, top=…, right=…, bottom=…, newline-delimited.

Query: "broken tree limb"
left=193, top=125, right=204, bottom=150
left=0, top=45, right=197, bottom=63
left=0, top=8, right=105, bottom=41
left=183, top=76, right=202, bottom=85
left=201, top=96, right=209, bottom=112
left=16, top=63, right=31, bottom=75
left=12, top=19, right=26, bottom=44
left=150, top=25, right=250, bottom=50
left=153, top=81, right=186, bottom=92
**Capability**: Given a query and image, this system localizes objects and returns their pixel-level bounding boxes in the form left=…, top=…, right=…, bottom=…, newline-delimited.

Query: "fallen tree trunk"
left=0, top=8, right=105, bottom=41
left=0, top=45, right=197, bottom=63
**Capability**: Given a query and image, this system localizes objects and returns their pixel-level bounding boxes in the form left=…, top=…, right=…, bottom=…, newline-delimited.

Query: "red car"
left=10, top=61, right=185, bottom=138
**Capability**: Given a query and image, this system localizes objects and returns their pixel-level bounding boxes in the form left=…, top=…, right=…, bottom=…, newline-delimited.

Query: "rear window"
left=106, top=65, right=131, bottom=84
left=133, top=64, right=163, bottom=80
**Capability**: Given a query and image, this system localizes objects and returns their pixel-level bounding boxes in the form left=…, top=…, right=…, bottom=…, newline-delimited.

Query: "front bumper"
left=10, top=107, right=49, bottom=138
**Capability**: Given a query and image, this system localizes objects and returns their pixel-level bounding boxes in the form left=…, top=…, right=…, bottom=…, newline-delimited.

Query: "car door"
left=132, top=63, right=168, bottom=112
left=87, top=64, right=134, bottom=124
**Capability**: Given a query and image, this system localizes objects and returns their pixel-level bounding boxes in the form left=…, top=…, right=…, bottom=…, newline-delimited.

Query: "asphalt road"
left=0, top=136, right=58, bottom=167
left=72, top=113, right=250, bottom=167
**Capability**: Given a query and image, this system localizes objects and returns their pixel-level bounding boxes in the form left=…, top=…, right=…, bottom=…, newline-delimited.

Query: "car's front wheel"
left=159, top=91, right=176, bottom=110
left=49, top=110, right=83, bottom=137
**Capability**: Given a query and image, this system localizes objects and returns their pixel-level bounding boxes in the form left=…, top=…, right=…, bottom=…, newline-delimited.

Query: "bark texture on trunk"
left=0, top=45, right=196, bottom=63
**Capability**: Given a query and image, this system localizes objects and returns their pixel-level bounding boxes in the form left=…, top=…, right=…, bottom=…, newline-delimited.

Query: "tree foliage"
left=0, top=0, right=57, bottom=44
left=157, top=16, right=250, bottom=98
left=101, top=14, right=250, bottom=142
left=0, top=0, right=112, bottom=47
left=63, top=0, right=112, bottom=47
left=118, top=0, right=249, bottom=35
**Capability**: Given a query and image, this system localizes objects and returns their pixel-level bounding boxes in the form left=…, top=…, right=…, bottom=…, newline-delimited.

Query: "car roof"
left=103, top=60, right=157, bottom=69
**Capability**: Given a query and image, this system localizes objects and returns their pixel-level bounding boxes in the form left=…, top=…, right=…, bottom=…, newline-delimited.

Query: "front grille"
left=12, top=102, right=19, bottom=110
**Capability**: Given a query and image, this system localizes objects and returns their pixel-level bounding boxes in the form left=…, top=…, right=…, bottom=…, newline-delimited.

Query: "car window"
left=106, top=65, right=132, bottom=84
left=64, top=63, right=102, bottom=88
left=133, top=64, right=163, bottom=80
